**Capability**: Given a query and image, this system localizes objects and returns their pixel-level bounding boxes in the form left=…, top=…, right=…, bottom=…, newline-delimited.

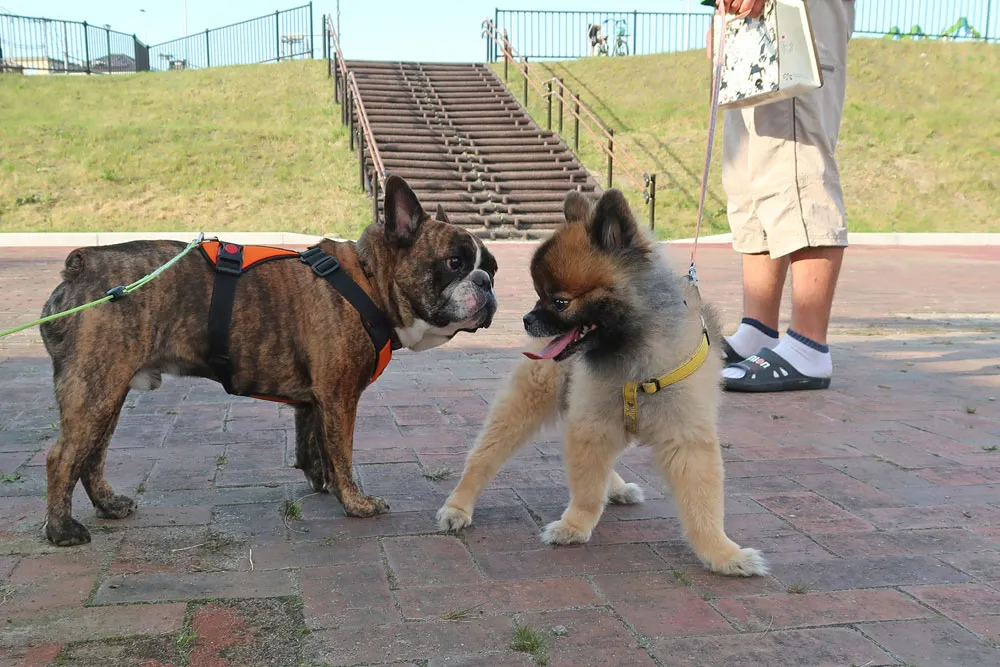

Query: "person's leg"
left=788, top=246, right=844, bottom=345
left=723, top=0, right=854, bottom=389
left=720, top=105, right=783, bottom=362
left=755, top=245, right=844, bottom=380
left=723, top=253, right=785, bottom=360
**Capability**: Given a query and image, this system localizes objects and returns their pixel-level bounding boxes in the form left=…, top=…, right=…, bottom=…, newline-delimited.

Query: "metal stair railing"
left=324, top=15, right=387, bottom=223
left=481, top=18, right=657, bottom=229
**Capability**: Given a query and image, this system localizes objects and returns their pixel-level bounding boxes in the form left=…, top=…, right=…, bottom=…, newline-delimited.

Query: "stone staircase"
left=345, top=60, right=601, bottom=239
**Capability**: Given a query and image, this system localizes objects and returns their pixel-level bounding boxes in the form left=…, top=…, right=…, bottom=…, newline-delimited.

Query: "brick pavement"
left=0, top=243, right=998, bottom=666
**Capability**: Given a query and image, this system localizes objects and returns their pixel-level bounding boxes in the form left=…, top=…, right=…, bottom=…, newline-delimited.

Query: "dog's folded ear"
left=589, top=188, right=640, bottom=253
left=563, top=191, right=593, bottom=225
left=435, top=203, right=451, bottom=223
left=384, top=175, right=426, bottom=247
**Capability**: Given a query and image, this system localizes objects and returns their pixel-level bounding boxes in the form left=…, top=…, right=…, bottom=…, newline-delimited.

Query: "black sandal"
left=720, top=338, right=745, bottom=365
left=722, top=348, right=831, bottom=393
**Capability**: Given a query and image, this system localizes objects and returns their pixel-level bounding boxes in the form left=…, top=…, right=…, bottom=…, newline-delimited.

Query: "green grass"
left=422, top=466, right=455, bottom=481
left=279, top=499, right=302, bottom=521
left=511, top=622, right=549, bottom=665
left=5, top=43, right=996, bottom=240
left=494, top=39, right=1000, bottom=238
left=0, top=61, right=369, bottom=236
left=787, top=581, right=811, bottom=594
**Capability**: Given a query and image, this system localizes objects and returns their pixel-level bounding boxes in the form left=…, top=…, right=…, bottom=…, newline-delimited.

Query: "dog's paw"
left=94, top=494, right=136, bottom=520
left=44, top=517, right=92, bottom=547
left=540, top=519, right=591, bottom=545
left=343, top=494, right=390, bottom=518
left=608, top=482, right=645, bottom=505
left=437, top=504, right=473, bottom=532
left=712, top=547, right=769, bottom=577
left=303, top=470, right=330, bottom=494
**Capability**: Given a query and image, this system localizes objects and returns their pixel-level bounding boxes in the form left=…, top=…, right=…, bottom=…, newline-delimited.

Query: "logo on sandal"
left=747, top=355, right=770, bottom=369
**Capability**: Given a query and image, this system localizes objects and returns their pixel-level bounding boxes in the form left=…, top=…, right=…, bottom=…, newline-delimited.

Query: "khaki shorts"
left=722, top=0, right=856, bottom=258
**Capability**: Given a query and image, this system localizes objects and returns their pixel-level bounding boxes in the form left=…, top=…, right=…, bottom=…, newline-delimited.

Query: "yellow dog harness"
left=623, top=329, right=711, bottom=434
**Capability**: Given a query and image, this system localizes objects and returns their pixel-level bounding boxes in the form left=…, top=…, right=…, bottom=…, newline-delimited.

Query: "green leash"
left=0, top=233, right=205, bottom=339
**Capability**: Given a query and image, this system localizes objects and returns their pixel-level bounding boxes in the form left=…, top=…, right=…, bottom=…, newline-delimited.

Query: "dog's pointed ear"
left=590, top=188, right=639, bottom=252
left=435, top=203, right=451, bottom=224
left=563, top=190, right=592, bottom=224
left=383, top=175, right=425, bottom=247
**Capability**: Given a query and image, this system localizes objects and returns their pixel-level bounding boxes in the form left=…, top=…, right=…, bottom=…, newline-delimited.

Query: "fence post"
left=309, top=2, right=315, bottom=59
left=205, top=29, right=210, bottom=67
left=986, top=0, right=993, bottom=40
left=648, top=174, right=656, bottom=230
left=546, top=80, right=552, bottom=130
left=348, top=92, right=355, bottom=149
left=573, top=100, right=580, bottom=151
left=607, top=128, right=614, bottom=188
left=83, top=22, right=91, bottom=74
left=371, top=172, right=380, bottom=222
left=522, top=60, right=529, bottom=106
left=359, top=130, right=365, bottom=190
left=323, top=15, right=329, bottom=73
left=557, top=77, right=564, bottom=134
left=503, top=29, right=509, bottom=81
left=632, top=10, right=638, bottom=55
left=105, top=27, right=111, bottom=74
left=334, top=54, right=341, bottom=102
left=276, top=10, right=281, bottom=62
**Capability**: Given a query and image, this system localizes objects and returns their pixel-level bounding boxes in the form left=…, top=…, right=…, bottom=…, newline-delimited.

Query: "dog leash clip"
left=687, top=262, right=699, bottom=284
left=105, top=286, right=127, bottom=302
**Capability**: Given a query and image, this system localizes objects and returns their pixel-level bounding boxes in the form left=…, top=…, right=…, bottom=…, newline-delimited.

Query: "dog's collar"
left=623, top=328, right=711, bottom=435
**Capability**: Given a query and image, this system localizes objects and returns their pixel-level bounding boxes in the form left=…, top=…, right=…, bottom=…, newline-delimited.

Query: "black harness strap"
left=298, top=247, right=393, bottom=356
left=206, top=243, right=394, bottom=398
left=207, top=242, right=244, bottom=394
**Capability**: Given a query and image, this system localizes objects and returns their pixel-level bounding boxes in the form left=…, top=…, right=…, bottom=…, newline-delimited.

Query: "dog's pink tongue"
left=523, top=329, right=579, bottom=360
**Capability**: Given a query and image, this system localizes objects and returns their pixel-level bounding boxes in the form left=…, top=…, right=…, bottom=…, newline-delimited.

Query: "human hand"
left=722, top=0, right=767, bottom=17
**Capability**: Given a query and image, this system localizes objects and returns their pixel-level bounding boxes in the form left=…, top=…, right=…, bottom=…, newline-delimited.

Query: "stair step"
left=338, top=59, right=602, bottom=237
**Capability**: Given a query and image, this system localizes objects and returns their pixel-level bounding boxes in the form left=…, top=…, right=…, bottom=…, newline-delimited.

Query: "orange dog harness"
left=200, top=240, right=393, bottom=403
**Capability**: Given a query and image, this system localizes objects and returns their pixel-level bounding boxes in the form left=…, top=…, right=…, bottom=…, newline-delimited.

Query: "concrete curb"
left=665, top=232, right=1000, bottom=246
left=0, top=231, right=998, bottom=247
left=0, top=232, right=339, bottom=247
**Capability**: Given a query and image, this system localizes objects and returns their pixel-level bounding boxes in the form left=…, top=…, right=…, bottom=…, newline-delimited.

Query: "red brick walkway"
left=1, top=243, right=998, bottom=666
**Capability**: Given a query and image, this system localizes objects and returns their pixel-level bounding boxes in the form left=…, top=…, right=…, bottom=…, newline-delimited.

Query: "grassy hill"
left=0, top=61, right=370, bottom=237
left=496, top=39, right=1000, bottom=239
left=2, top=42, right=997, bottom=239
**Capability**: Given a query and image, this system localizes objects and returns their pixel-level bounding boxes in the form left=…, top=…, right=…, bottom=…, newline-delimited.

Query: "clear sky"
left=3, top=1, right=995, bottom=62
left=2, top=1, right=709, bottom=60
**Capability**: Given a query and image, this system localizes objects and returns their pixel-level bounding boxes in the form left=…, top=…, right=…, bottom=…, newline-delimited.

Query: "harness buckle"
left=215, top=243, right=244, bottom=277
left=299, top=247, right=324, bottom=262
left=640, top=378, right=662, bottom=394
left=312, top=256, right=340, bottom=277
left=301, top=248, right=341, bottom=277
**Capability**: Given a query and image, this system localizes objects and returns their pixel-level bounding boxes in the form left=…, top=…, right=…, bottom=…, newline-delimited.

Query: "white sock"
left=723, top=329, right=832, bottom=379
left=725, top=318, right=779, bottom=359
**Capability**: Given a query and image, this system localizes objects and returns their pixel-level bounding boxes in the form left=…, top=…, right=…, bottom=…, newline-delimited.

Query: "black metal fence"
left=855, top=0, right=996, bottom=40
left=0, top=3, right=313, bottom=75
left=492, top=0, right=999, bottom=61
left=148, top=3, right=314, bottom=72
left=0, top=12, right=148, bottom=74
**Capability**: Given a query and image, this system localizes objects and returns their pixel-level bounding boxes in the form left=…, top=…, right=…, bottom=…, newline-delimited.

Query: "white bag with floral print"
left=711, top=0, right=823, bottom=109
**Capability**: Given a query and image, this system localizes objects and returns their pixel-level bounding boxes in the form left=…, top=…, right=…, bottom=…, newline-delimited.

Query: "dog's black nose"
left=471, top=270, right=492, bottom=291
left=523, top=311, right=537, bottom=330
